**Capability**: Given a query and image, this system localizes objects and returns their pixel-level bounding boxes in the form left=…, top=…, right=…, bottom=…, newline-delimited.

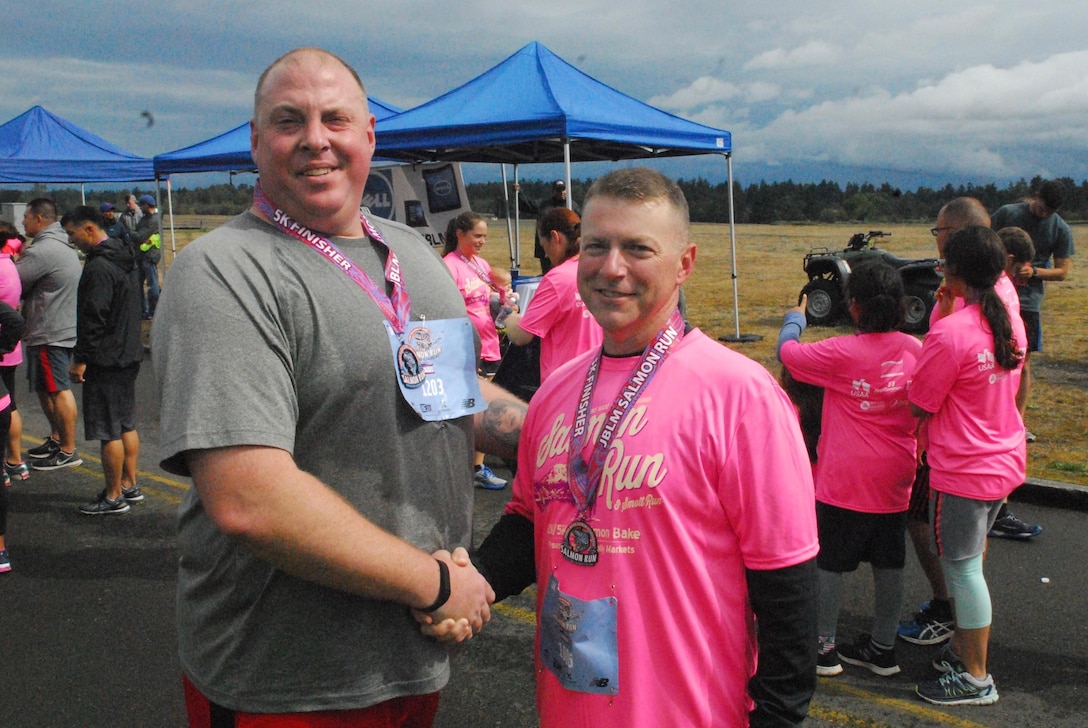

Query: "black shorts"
left=816, top=501, right=908, bottom=572
left=0, top=366, right=17, bottom=410
left=82, top=364, right=139, bottom=442
left=1021, top=310, right=1041, bottom=352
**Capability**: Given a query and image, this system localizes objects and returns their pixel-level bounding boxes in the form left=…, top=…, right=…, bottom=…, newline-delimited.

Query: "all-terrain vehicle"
left=799, top=230, right=942, bottom=334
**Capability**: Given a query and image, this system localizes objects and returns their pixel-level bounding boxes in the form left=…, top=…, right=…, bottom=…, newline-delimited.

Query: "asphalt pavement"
left=1, top=353, right=1085, bottom=728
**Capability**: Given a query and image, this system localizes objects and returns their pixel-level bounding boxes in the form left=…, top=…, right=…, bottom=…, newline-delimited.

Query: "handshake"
left=411, top=547, right=495, bottom=643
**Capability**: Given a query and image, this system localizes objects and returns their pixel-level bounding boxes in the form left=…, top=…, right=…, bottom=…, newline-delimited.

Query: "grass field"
left=162, top=216, right=1088, bottom=485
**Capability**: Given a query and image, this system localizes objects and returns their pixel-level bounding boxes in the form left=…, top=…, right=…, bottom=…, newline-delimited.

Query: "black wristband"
left=420, top=559, right=451, bottom=613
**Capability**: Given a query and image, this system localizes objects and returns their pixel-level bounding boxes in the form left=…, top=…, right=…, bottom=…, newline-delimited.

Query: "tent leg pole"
left=719, top=153, right=762, bottom=344
left=501, top=165, right=516, bottom=276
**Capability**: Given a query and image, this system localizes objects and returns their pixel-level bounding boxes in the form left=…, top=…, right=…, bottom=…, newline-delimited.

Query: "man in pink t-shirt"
left=471, top=169, right=819, bottom=727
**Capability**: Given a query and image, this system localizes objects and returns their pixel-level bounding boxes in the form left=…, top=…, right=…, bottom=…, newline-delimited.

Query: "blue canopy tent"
left=374, top=42, right=751, bottom=340
left=153, top=96, right=402, bottom=176
left=0, top=105, right=155, bottom=183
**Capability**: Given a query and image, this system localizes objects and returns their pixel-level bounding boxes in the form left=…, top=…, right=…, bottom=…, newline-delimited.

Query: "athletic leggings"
left=0, top=406, right=11, bottom=536
left=942, top=553, right=991, bottom=630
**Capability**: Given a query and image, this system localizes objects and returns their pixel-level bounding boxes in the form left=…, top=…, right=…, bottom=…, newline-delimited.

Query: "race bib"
left=539, top=574, right=619, bottom=695
left=384, top=318, right=485, bottom=421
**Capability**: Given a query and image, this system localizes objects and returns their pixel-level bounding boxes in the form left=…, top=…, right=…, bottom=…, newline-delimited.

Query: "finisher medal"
left=561, top=520, right=599, bottom=566
left=562, top=309, right=686, bottom=567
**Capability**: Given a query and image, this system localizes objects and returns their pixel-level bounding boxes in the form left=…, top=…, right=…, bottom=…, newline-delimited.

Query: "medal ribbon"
left=252, top=181, right=411, bottom=335
left=458, top=252, right=503, bottom=295
left=568, top=309, right=686, bottom=514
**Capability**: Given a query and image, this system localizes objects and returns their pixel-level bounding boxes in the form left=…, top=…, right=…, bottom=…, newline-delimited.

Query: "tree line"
left=3, top=175, right=1086, bottom=224
left=471, top=175, right=1088, bottom=224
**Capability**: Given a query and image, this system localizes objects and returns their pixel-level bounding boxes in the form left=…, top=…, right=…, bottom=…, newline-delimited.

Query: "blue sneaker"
left=898, top=600, right=954, bottom=645
left=474, top=465, right=507, bottom=490
left=0, top=549, right=10, bottom=573
left=988, top=511, right=1042, bottom=539
left=916, top=670, right=999, bottom=706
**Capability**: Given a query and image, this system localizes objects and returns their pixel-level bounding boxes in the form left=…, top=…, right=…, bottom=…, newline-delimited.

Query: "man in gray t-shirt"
left=153, top=48, right=526, bottom=724
left=991, top=180, right=1074, bottom=442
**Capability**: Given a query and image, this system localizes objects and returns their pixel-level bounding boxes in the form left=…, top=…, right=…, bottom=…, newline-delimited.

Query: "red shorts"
left=183, top=674, right=441, bottom=728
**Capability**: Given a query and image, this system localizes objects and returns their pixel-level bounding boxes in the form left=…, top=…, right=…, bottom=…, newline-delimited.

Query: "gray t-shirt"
left=153, top=211, right=476, bottom=713
left=16, top=222, right=81, bottom=347
left=992, top=202, right=1075, bottom=313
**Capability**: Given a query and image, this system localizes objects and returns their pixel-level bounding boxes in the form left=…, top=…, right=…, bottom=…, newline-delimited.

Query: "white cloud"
left=650, top=78, right=781, bottom=110
left=744, top=41, right=842, bottom=71
left=743, top=50, right=1088, bottom=178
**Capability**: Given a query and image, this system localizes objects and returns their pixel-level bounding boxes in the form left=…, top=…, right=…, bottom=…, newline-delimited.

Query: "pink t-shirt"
left=443, top=252, right=501, bottom=362
left=516, top=256, right=602, bottom=382
left=780, top=331, right=921, bottom=513
left=506, top=329, right=818, bottom=727
left=909, top=304, right=1026, bottom=501
left=929, top=273, right=1021, bottom=328
left=0, top=254, right=23, bottom=367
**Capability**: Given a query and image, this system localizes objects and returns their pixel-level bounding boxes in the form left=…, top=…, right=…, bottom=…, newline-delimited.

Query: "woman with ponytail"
left=909, top=226, right=1026, bottom=706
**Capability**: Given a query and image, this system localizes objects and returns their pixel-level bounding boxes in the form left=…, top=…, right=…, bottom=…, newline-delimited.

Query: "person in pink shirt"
left=442, top=212, right=509, bottom=490
left=460, top=168, right=819, bottom=727
left=910, top=226, right=1026, bottom=706
left=779, top=260, right=921, bottom=679
left=500, top=207, right=603, bottom=384
left=900, top=200, right=1038, bottom=653
left=0, top=222, right=27, bottom=487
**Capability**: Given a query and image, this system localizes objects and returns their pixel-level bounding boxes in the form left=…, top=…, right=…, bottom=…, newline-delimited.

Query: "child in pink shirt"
left=779, top=260, right=921, bottom=678
left=910, top=226, right=1026, bottom=707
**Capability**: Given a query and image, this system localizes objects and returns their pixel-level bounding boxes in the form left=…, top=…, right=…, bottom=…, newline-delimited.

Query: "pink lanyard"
left=458, top=253, right=502, bottom=294
left=568, top=309, right=685, bottom=515
left=252, top=182, right=411, bottom=336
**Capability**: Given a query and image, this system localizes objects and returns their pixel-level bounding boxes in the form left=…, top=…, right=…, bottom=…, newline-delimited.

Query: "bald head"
left=254, top=48, right=367, bottom=116
left=935, top=197, right=990, bottom=256
left=938, top=197, right=990, bottom=229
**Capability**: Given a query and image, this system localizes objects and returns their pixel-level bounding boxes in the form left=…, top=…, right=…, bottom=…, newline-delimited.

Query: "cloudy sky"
left=3, top=1, right=1087, bottom=188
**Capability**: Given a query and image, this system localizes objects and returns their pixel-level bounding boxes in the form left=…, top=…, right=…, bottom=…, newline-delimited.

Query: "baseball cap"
left=138, top=194, right=156, bottom=207
left=553, top=180, right=566, bottom=190
left=99, top=202, right=114, bottom=212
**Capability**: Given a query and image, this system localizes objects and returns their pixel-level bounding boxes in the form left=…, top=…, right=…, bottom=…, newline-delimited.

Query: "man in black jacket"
left=61, top=207, right=144, bottom=515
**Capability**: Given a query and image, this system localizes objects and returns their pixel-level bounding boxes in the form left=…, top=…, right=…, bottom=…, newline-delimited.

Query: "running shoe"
left=0, top=549, right=10, bottom=573
left=838, top=634, right=900, bottom=676
left=27, top=438, right=60, bottom=460
left=4, top=461, right=29, bottom=482
left=988, top=512, right=1042, bottom=540
left=816, top=636, right=842, bottom=677
left=916, top=671, right=999, bottom=706
left=79, top=489, right=131, bottom=515
left=898, top=600, right=954, bottom=645
left=474, top=465, right=507, bottom=490
left=31, top=449, right=83, bottom=471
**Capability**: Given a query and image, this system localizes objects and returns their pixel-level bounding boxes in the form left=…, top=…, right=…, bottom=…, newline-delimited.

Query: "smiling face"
left=456, top=220, right=488, bottom=257
left=577, top=195, right=695, bottom=355
left=251, top=49, right=375, bottom=238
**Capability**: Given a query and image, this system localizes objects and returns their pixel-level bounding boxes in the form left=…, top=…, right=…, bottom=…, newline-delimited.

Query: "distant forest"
left=4, top=175, right=1086, bottom=224
left=471, top=175, right=1088, bottom=224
